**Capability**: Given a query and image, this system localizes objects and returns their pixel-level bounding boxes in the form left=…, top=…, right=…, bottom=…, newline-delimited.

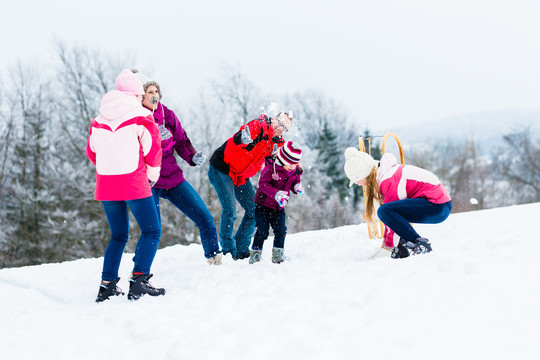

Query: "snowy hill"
left=1, top=203, right=539, bottom=360
left=375, top=108, right=540, bottom=155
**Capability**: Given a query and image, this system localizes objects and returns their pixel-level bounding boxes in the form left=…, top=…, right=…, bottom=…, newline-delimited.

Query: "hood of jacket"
left=376, top=153, right=398, bottom=183
left=98, top=90, right=150, bottom=123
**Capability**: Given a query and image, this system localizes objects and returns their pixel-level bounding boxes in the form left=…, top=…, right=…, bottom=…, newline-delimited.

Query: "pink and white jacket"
left=377, top=153, right=451, bottom=247
left=86, top=90, right=162, bottom=201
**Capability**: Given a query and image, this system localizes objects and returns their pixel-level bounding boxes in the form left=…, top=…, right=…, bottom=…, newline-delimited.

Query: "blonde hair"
left=363, top=167, right=382, bottom=223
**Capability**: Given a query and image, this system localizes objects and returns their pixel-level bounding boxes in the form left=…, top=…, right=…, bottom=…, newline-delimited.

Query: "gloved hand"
left=158, top=124, right=172, bottom=141
left=241, top=126, right=253, bottom=144
left=192, top=152, right=206, bottom=167
left=275, top=190, right=289, bottom=208
left=294, top=183, right=304, bottom=195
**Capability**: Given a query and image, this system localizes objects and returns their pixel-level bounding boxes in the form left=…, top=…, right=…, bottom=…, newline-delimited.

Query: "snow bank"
left=1, top=203, right=539, bottom=360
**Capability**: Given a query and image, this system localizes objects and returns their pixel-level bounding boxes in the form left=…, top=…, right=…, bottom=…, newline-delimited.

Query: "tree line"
left=1, top=41, right=538, bottom=268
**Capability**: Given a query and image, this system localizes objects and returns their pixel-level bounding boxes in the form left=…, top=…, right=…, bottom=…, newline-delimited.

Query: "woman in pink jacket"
left=344, top=148, right=452, bottom=259
left=87, top=69, right=165, bottom=302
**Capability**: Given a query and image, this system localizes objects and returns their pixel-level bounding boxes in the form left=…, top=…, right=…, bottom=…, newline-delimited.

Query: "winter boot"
left=207, top=253, right=223, bottom=265
left=249, top=249, right=262, bottom=264
left=406, top=237, right=433, bottom=255
left=95, top=277, right=124, bottom=303
left=233, top=251, right=251, bottom=261
left=391, top=239, right=410, bottom=259
left=272, top=247, right=288, bottom=264
left=127, top=273, right=165, bottom=301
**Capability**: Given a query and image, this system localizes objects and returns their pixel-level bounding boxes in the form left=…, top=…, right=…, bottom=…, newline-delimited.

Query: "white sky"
left=2, top=0, right=539, bottom=130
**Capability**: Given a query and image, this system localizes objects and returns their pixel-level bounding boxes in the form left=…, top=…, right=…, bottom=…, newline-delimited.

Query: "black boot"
left=127, top=274, right=165, bottom=301
left=391, top=239, right=410, bottom=259
left=96, top=277, right=124, bottom=303
left=233, top=252, right=250, bottom=261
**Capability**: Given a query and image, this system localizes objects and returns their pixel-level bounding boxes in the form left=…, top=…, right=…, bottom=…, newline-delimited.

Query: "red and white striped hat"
left=277, top=141, right=302, bottom=166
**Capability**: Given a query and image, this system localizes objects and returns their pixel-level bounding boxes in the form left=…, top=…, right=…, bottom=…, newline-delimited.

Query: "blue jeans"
left=101, top=196, right=161, bottom=281
left=208, top=164, right=256, bottom=258
left=252, top=203, right=287, bottom=250
left=152, top=181, right=220, bottom=259
left=377, top=199, right=452, bottom=242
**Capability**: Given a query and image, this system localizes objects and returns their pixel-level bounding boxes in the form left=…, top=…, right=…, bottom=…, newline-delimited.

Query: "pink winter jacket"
left=86, top=90, right=162, bottom=201
left=377, top=153, right=451, bottom=247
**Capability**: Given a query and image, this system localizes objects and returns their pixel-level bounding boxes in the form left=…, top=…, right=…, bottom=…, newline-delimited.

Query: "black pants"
left=252, top=203, right=287, bottom=250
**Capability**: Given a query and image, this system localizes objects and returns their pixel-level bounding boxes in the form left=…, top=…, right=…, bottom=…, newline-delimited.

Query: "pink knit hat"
left=115, top=69, right=144, bottom=96
left=277, top=141, right=302, bottom=166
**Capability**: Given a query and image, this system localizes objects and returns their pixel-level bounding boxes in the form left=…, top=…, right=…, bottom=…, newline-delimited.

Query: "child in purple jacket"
left=249, top=142, right=303, bottom=264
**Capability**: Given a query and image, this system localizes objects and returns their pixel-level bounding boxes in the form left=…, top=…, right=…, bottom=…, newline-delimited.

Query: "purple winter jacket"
left=151, top=103, right=197, bottom=189
left=255, top=157, right=303, bottom=210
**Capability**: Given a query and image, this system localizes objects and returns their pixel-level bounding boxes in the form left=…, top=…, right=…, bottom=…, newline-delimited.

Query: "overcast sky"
left=2, top=0, right=539, bottom=130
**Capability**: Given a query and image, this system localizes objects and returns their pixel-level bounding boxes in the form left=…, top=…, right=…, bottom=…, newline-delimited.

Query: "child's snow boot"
left=249, top=249, right=262, bottom=264
left=127, top=273, right=165, bottom=301
left=406, top=237, right=432, bottom=255
left=272, top=247, right=288, bottom=264
left=95, top=277, right=124, bottom=303
left=207, top=253, right=223, bottom=265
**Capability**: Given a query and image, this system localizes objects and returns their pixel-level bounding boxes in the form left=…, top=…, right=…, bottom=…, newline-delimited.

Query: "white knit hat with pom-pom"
left=344, top=147, right=379, bottom=187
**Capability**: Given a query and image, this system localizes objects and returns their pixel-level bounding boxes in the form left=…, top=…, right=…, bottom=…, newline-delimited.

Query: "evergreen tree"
left=362, top=129, right=382, bottom=160
left=316, top=122, right=349, bottom=200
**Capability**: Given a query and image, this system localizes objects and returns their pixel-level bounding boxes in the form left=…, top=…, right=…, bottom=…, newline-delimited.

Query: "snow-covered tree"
left=315, top=122, right=349, bottom=199
left=406, top=137, right=496, bottom=213
left=492, top=128, right=540, bottom=204
left=281, top=91, right=369, bottom=230
left=0, top=62, right=56, bottom=266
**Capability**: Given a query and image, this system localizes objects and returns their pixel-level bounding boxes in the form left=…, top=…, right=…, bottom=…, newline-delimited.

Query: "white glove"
left=158, top=124, right=172, bottom=141
left=241, top=126, right=253, bottom=144
left=275, top=190, right=289, bottom=208
left=192, top=152, right=206, bottom=167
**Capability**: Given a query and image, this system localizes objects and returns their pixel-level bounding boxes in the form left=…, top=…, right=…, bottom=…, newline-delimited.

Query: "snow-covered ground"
left=1, top=203, right=539, bottom=360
